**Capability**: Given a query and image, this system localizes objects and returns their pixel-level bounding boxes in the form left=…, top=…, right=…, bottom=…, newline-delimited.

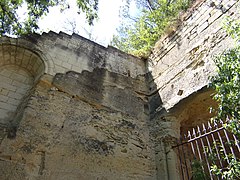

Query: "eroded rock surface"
left=0, top=73, right=156, bottom=180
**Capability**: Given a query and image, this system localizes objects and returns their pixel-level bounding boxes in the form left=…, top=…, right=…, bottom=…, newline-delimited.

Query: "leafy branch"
left=0, top=0, right=99, bottom=36
left=209, top=17, right=240, bottom=179
left=111, top=0, right=191, bottom=57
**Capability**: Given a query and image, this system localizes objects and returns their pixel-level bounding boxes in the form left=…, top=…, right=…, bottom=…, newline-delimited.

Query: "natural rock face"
left=0, top=75, right=156, bottom=179
left=0, top=32, right=155, bottom=179
left=52, top=68, right=148, bottom=119
left=147, top=0, right=239, bottom=179
left=0, top=0, right=239, bottom=179
left=148, top=0, right=239, bottom=111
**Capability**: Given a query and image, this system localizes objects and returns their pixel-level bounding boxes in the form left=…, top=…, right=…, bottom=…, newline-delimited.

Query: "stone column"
left=151, top=114, right=180, bottom=180
left=163, top=115, right=180, bottom=180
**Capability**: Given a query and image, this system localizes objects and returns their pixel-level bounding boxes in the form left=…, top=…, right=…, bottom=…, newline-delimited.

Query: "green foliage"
left=208, top=141, right=240, bottom=179
left=221, top=158, right=240, bottom=179
left=209, top=17, right=240, bottom=179
left=191, top=160, right=206, bottom=180
left=211, top=156, right=240, bottom=179
left=211, top=46, right=240, bottom=121
left=210, top=18, right=240, bottom=136
left=224, top=18, right=240, bottom=43
left=111, top=0, right=190, bottom=57
left=0, top=0, right=98, bottom=36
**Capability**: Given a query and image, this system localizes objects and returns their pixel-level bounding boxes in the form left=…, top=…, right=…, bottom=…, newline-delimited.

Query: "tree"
left=210, top=17, right=240, bottom=179
left=0, top=0, right=98, bottom=36
left=111, top=0, right=190, bottom=57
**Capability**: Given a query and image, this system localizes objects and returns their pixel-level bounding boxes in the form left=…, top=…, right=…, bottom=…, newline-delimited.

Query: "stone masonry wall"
left=0, top=66, right=33, bottom=124
left=1, top=0, right=239, bottom=179
left=0, top=45, right=45, bottom=129
left=148, top=0, right=239, bottom=111
left=146, top=0, right=240, bottom=179
left=0, top=32, right=145, bottom=78
left=0, top=72, right=156, bottom=179
left=0, top=32, right=155, bottom=179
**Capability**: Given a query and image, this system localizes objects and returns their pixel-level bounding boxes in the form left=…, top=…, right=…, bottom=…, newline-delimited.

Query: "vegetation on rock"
left=111, top=0, right=191, bottom=57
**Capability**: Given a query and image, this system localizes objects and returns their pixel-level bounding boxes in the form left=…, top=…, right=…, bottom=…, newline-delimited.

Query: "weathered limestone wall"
left=0, top=32, right=146, bottom=78
left=146, top=0, right=240, bottom=179
left=1, top=0, right=239, bottom=179
left=0, top=73, right=156, bottom=179
left=0, top=45, right=45, bottom=128
left=148, top=0, right=239, bottom=111
left=0, top=66, right=33, bottom=123
left=0, top=33, right=156, bottom=179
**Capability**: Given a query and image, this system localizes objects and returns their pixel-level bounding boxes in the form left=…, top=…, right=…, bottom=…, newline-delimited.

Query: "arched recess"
left=0, top=44, right=45, bottom=135
left=169, top=87, right=218, bottom=135
left=0, top=36, right=55, bottom=75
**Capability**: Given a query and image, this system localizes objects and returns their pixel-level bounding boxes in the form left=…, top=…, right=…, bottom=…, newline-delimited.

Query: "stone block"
left=53, top=58, right=63, bottom=66
left=0, top=101, right=17, bottom=111
left=3, top=54, right=11, bottom=64
left=0, top=108, right=9, bottom=120
left=0, top=88, right=9, bottom=96
left=8, top=91, right=23, bottom=100
left=0, top=75, right=13, bottom=84
left=16, top=88, right=28, bottom=95
left=53, top=69, right=105, bottom=104
left=61, top=61, right=72, bottom=70
left=54, top=65, right=67, bottom=74
left=10, top=73, right=27, bottom=83
left=7, top=97, right=20, bottom=106
left=12, top=80, right=23, bottom=87
left=71, top=65, right=83, bottom=73
left=15, top=47, right=25, bottom=60
left=0, top=82, right=17, bottom=92
left=208, top=9, right=223, bottom=24
left=197, top=21, right=209, bottom=34
left=0, top=94, right=8, bottom=102
left=21, top=57, right=30, bottom=68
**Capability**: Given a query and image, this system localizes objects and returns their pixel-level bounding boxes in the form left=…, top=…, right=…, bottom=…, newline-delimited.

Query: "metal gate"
left=173, top=119, right=240, bottom=180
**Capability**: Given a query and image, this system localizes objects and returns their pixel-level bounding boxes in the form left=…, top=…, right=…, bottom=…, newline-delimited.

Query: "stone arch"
left=169, top=87, right=218, bottom=135
left=0, top=43, right=45, bottom=134
left=0, top=44, right=45, bottom=80
left=0, top=36, right=55, bottom=75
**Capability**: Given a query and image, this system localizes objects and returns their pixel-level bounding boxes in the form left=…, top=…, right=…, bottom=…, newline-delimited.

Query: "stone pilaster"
left=151, top=114, right=180, bottom=180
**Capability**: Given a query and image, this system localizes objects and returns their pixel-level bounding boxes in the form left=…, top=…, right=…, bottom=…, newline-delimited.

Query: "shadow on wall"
left=146, top=72, right=176, bottom=180
left=0, top=45, right=45, bottom=139
left=147, top=72, right=217, bottom=179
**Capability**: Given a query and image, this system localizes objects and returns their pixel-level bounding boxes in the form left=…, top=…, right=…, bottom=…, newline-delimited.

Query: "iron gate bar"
left=226, top=117, right=240, bottom=152
left=172, top=119, right=240, bottom=180
left=203, top=123, right=221, bottom=180
left=233, top=133, right=240, bottom=152
left=172, top=127, right=225, bottom=148
left=214, top=122, right=230, bottom=163
left=223, top=128, right=236, bottom=159
left=220, top=120, right=237, bottom=160
left=193, top=127, right=206, bottom=179
left=208, top=121, right=224, bottom=169
left=198, top=125, right=214, bottom=180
